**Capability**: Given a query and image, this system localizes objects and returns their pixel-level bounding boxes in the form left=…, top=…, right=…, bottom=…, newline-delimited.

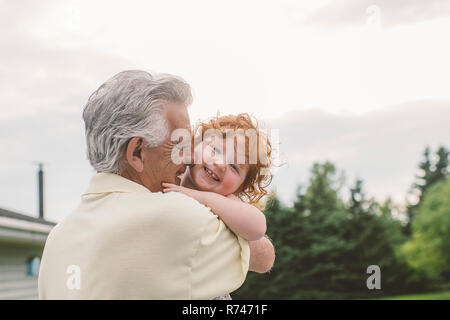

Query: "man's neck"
left=120, top=166, right=160, bottom=192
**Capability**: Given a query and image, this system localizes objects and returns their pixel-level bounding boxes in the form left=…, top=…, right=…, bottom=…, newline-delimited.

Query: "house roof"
left=0, top=208, right=56, bottom=226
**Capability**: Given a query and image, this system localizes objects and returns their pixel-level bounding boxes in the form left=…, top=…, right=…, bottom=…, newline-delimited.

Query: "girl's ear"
left=125, top=137, right=145, bottom=173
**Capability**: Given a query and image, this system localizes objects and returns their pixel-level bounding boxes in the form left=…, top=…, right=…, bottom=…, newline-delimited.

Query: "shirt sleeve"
left=189, top=209, right=250, bottom=300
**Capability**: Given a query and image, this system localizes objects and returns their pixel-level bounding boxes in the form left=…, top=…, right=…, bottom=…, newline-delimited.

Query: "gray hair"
left=82, top=70, right=193, bottom=173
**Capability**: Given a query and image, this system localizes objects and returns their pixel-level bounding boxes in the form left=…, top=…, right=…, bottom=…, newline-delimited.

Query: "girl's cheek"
left=219, top=175, right=239, bottom=194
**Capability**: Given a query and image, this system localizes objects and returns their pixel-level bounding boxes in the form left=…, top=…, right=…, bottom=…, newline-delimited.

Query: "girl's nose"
left=213, top=159, right=227, bottom=174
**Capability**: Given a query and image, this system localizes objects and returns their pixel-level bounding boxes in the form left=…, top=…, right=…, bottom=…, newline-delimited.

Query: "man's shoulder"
left=117, top=190, right=218, bottom=226
left=125, top=190, right=210, bottom=211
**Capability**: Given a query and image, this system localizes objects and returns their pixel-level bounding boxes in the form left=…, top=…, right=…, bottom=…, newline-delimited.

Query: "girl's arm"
left=162, top=183, right=266, bottom=241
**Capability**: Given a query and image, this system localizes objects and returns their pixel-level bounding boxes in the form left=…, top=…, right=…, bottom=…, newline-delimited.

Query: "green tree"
left=348, top=178, right=366, bottom=217
left=234, top=161, right=350, bottom=299
left=290, top=163, right=352, bottom=298
left=342, top=179, right=418, bottom=296
left=231, top=192, right=300, bottom=299
left=430, top=146, right=449, bottom=184
left=406, top=146, right=449, bottom=235
left=413, top=146, right=434, bottom=196
left=234, top=162, right=430, bottom=300
left=401, top=178, right=450, bottom=283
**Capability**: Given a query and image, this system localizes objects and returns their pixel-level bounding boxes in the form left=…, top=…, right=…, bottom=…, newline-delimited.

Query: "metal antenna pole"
left=38, top=163, right=44, bottom=219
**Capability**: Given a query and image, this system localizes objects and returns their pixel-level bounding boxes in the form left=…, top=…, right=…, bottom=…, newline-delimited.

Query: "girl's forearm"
left=200, top=192, right=267, bottom=241
left=161, top=182, right=266, bottom=241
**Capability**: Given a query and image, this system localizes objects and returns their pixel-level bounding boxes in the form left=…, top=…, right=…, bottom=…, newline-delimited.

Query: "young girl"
left=162, top=113, right=273, bottom=300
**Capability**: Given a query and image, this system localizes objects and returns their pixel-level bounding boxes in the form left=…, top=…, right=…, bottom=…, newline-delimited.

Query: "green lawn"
left=378, top=290, right=450, bottom=300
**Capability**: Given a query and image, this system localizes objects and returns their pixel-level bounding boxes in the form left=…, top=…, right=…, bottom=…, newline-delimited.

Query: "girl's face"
left=189, top=136, right=249, bottom=196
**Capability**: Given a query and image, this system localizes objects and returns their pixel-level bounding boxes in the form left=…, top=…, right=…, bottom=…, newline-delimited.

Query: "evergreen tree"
left=303, top=162, right=341, bottom=214
left=348, top=178, right=366, bottom=218
left=232, top=192, right=301, bottom=299
left=406, top=146, right=449, bottom=234
left=413, top=146, right=433, bottom=197
left=429, top=146, right=449, bottom=184
left=234, top=162, right=431, bottom=300
left=345, top=179, right=421, bottom=296
left=293, top=185, right=306, bottom=214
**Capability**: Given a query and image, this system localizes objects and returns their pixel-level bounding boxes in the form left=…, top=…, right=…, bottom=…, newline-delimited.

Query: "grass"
left=377, top=290, right=450, bottom=300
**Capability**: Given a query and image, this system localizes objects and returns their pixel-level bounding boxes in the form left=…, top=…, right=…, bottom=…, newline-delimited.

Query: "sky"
left=1, top=0, right=449, bottom=222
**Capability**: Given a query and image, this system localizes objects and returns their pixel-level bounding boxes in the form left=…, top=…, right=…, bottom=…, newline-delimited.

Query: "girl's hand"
left=162, top=182, right=206, bottom=204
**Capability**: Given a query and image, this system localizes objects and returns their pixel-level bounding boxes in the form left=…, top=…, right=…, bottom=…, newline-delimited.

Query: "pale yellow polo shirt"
left=38, top=172, right=250, bottom=299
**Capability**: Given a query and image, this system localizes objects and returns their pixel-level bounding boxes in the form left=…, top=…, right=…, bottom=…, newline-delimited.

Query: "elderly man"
left=38, top=70, right=275, bottom=299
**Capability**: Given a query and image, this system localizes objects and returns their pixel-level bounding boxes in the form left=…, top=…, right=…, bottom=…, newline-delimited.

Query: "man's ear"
left=125, top=137, right=145, bottom=173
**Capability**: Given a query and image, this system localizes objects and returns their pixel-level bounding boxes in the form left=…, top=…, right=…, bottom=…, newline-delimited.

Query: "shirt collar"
left=83, top=172, right=151, bottom=195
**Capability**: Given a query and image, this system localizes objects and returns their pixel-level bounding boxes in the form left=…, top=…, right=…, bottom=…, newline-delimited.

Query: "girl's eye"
left=230, top=164, right=238, bottom=172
